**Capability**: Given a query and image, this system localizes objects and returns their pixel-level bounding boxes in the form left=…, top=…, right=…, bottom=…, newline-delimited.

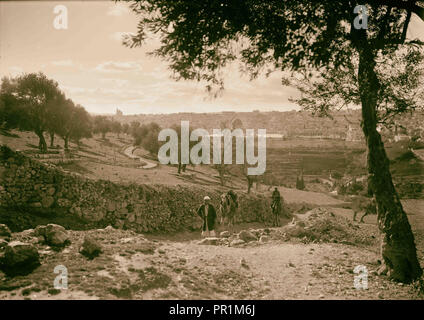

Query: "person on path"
left=197, top=196, right=217, bottom=237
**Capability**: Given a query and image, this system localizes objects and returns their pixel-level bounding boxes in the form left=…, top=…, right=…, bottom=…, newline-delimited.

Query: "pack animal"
left=219, top=191, right=238, bottom=229
left=351, top=196, right=377, bottom=223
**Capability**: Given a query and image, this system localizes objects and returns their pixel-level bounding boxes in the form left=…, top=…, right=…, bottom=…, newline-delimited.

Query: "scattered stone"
left=0, top=224, right=11, bottom=241
left=80, top=236, right=102, bottom=259
left=38, top=249, right=54, bottom=257
left=249, top=229, right=261, bottom=237
left=44, top=224, right=70, bottom=247
left=377, top=264, right=388, bottom=276
left=34, top=225, right=47, bottom=237
left=20, top=229, right=35, bottom=237
left=198, top=237, right=219, bottom=245
left=136, top=242, right=156, bottom=254
left=0, top=241, right=40, bottom=276
left=230, top=239, right=245, bottom=246
left=240, top=258, right=249, bottom=269
left=220, top=231, right=230, bottom=238
left=104, top=225, right=115, bottom=231
left=238, top=230, right=257, bottom=242
left=259, top=235, right=270, bottom=243
left=0, top=239, right=8, bottom=249
left=120, top=237, right=135, bottom=244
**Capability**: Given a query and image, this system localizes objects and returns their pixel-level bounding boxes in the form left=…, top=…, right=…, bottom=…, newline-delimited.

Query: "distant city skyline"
left=1, top=1, right=424, bottom=115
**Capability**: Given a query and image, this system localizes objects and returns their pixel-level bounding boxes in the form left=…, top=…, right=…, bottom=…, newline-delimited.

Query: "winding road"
left=123, top=146, right=157, bottom=169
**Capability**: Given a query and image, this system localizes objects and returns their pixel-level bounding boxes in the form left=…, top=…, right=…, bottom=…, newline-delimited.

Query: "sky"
left=1, top=1, right=424, bottom=115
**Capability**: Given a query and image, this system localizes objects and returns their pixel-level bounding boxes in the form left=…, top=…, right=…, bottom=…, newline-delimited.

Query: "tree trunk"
left=49, top=132, right=55, bottom=148
left=36, top=131, right=47, bottom=153
left=358, top=46, right=422, bottom=283
left=64, top=137, right=69, bottom=150
left=247, top=176, right=253, bottom=194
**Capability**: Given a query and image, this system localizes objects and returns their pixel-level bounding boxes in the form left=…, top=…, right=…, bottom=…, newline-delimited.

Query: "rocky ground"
left=1, top=207, right=424, bottom=300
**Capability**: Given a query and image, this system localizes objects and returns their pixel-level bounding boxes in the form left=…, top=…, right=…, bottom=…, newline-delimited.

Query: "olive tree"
left=0, top=73, right=65, bottom=153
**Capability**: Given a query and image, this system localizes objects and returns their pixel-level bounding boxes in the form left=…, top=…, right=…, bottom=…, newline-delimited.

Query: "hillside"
left=1, top=123, right=424, bottom=300
left=111, top=109, right=424, bottom=142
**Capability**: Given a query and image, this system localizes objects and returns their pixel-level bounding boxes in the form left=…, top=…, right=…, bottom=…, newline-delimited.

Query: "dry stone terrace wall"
left=0, top=146, right=271, bottom=233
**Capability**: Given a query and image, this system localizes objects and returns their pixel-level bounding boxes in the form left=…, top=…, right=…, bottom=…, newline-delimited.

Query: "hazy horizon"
left=1, top=1, right=424, bottom=115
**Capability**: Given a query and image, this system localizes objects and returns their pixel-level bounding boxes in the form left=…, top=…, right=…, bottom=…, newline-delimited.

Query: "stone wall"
left=0, top=146, right=271, bottom=233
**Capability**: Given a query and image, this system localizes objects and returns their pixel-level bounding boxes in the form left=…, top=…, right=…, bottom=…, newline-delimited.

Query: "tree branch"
left=401, top=4, right=413, bottom=43
left=369, top=0, right=424, bottom=21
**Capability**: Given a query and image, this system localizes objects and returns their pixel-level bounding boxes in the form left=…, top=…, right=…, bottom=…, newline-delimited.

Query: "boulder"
left=0, top=241, right=40, bottom=276
left=35, top=224, right=70, bottom=247
left=0, top=224, right=11, bottom=241
left=80, top=236, right=102, bottom=259
left=198, top=237, right=219, bottom=245
left=238, top=230, right=257, bottom=243
left=44, top=224, right=70, bottom=247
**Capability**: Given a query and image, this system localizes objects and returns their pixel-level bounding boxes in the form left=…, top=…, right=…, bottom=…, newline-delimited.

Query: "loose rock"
left=80, top=236, right=102, bottom=259
left=40, top=224, right=70, bottom=247
left=230, top=239, right=245, bottom=246
left=220, top=231, right=230, bottom=238
left=259, top=235, right=270, bottom=243
left=198, top=237, right=219, bottom=245
left=0, top=241, right=40, bottom=276
left=238, top=230, right=257, bottom=243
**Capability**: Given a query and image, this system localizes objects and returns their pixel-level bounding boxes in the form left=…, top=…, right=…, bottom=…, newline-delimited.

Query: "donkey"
left=352, top=195, right=377, bottom=223
left=219, top=191, right=238, bottom=229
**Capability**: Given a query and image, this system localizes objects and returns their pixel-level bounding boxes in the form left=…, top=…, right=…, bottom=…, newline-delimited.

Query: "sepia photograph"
left=0, top=0, right=424, bottom=305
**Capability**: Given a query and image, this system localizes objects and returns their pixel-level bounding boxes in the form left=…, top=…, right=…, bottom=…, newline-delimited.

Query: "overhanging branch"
left=369, top=0, right=424, bottom=21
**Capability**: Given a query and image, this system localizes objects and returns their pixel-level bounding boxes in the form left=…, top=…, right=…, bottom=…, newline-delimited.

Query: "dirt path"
left=123, top=146, right=158, bottom=169
left=1, top=221, right=423, bottom=300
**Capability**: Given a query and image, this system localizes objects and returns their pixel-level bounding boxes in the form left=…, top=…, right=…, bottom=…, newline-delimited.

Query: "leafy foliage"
left=132, top=122, right=163, bottom=155
left=0, top=73, right=93, bottom=151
